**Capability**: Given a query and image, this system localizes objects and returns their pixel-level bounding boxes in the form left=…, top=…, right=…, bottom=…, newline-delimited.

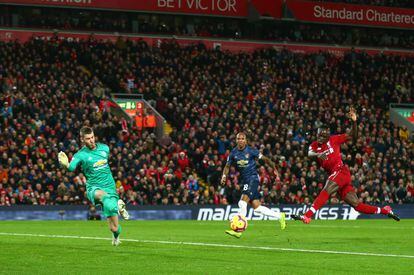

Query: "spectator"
left=1, top=101, right=12, bottom=119
left=399, top=126, right=409, bottom=141
left=87, top=205, right=102, bottom=220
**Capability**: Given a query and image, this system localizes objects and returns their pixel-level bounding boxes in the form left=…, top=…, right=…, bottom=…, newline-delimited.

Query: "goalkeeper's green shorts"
left=87, top=185, right=119, bottom=217
left=87, top=185, right=119, bottom=208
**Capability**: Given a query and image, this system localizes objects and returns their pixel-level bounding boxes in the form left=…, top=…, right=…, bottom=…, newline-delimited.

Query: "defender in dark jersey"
left=221, top=132, right=286, bottom=238
left=292, top=107, right=400, bottom=224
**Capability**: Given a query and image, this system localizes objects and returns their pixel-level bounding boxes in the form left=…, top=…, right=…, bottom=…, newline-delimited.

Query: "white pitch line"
left=0, top=232, right=413, bottom=259
left=291, top=224, right=413, bottom=230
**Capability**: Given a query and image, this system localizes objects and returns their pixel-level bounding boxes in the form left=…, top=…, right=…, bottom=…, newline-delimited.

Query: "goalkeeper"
left=58, top=126, right=129, bottom=246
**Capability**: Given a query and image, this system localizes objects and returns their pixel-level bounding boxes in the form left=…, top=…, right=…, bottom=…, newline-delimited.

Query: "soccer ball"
left=230, top=214, right=248, bottom=232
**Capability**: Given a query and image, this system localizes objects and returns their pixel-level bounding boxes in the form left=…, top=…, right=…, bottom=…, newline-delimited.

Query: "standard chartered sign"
left=197, top=205, right=360, bottom=221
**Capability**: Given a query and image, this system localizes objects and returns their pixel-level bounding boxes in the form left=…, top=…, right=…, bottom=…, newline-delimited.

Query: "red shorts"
left=328, top=166, right=354, bottom=200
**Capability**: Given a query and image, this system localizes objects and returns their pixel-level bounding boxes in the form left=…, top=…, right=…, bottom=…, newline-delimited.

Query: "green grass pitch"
left=1, top=219, right=413, bottom=274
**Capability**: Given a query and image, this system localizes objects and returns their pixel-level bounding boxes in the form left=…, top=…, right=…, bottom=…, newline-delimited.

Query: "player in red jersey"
left=292, top=107, right=400, bottom=223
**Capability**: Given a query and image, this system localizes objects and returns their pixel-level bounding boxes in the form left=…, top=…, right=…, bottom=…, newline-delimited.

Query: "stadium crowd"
left=264, top=25, right=414, bottom=50
left=0, top=37, right=413, bottom=207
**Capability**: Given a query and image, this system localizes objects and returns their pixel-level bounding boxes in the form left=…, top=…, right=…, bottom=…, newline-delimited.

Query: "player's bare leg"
left=108, top=215, right=121, bottom=246
left=344, top=192, right=400, bottom=221
left=94, top=189, right=107, bottom=202
left=292, top=180, right=337, bottom=224
left=95, top=190, right=122, bottom=245
left=251, top=199, right=286, bottom=230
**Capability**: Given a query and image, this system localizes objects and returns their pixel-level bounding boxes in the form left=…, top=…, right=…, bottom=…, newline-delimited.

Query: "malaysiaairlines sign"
left=197, top=205, right=361, bottom=221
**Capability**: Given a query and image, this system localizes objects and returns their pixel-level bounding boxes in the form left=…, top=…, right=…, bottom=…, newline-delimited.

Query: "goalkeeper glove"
left=58, top=151, right=69, bottom=168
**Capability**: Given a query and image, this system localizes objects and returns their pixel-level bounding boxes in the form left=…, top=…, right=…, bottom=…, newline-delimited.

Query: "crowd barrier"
left=0, top=204, right=412, bottom=220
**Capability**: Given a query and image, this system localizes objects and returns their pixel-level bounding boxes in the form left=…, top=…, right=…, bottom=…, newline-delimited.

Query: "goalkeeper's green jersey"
left=68, top=143, right=115, bottom=190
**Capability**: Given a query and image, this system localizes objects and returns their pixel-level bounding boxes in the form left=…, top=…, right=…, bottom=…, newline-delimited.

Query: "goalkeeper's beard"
left=85, top=142, right=96, bottom=150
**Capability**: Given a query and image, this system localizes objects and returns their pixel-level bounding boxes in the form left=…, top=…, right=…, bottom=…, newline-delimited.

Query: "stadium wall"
left=1, top=205, right=413, bottom=221
left=1, top=0, right=413, bottom=29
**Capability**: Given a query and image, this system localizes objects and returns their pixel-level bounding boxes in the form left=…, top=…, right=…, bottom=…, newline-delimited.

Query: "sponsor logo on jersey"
left=93, top=159, right=108, bottom=169
left=236, top=159, right=249, bottom=167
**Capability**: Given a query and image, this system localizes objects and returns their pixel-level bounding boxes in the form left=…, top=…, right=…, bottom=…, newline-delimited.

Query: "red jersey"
left=309, top=134, right=348, bottom=174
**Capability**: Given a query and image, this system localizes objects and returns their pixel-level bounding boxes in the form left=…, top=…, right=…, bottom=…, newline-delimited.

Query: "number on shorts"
left=243, top=184, right=248, bottom=191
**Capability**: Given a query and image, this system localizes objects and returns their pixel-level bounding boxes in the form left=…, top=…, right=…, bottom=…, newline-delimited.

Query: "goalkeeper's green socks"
left=113, top=225, right=122, bottom=239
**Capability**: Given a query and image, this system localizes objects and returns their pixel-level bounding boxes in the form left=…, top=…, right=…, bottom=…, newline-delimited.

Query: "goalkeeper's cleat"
left=279, top=212, right=286, bottom=230
left=118, top=199, right=130, bottom=220
left=112, top=236, right=121, bottom=246
left=225, top=230, right=242, bottom=239
left=383, top=206, right=400, bottom=221
left=291, top=214, right=311, bottom=224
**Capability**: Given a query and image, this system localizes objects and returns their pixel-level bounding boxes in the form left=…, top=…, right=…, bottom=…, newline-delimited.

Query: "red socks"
left=305, top=190, right=330, bottom=218
left=305, top=192, right=385, bottom=218
left=355, top=203, right=381, bottom=214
